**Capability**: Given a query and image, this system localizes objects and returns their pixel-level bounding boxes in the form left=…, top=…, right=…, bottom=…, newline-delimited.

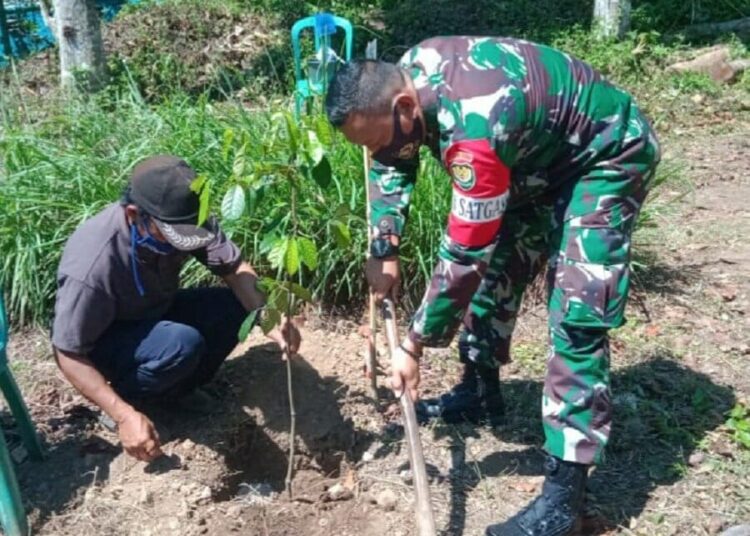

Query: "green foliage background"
left=1, top=0, right=748, bottom=326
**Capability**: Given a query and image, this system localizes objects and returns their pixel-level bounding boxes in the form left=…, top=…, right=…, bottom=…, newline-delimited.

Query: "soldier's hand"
left=117, top=408, right=163, bottom=462
left=390, top=342, right=421, bottom=401
left=366, top=256, right=401, bottom=303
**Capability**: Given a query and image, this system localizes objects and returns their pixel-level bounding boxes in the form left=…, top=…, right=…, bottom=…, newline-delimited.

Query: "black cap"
left=129, top=155, right=215, bottom=251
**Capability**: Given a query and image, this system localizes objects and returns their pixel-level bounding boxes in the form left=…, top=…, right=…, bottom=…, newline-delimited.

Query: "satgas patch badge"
left=449, top=150, right=476, bottom=191
left=450, top=160, right=476, bottom=191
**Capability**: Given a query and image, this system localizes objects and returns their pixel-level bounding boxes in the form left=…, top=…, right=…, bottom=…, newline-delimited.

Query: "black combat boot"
left=485, top=455, right=589, bottom=536
left=417, top=360, right=504, bottom=425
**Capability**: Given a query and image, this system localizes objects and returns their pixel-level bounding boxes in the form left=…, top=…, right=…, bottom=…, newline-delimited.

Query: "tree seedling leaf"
left=221, top=184, right=246, bottom=221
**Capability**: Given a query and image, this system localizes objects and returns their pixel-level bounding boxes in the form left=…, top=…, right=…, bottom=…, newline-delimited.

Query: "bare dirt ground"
left=3, top=126, right=749, bottom=536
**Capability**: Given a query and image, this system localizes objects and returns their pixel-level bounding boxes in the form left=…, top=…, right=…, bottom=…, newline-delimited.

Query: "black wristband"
left=399, top=343, right=421, bottom=360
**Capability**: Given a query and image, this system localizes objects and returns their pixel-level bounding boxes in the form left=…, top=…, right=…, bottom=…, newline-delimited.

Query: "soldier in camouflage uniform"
left=326, top=36, right=660, bottom=536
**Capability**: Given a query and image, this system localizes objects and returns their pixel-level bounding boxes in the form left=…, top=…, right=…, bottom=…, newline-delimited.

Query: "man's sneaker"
left=485, top=455, right=588, bottom=536
left=416, top=362, right=504, bottom=425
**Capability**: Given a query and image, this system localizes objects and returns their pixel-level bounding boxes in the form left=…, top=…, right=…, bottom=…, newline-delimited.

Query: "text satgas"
left=450, top=191, right=508, bottom=223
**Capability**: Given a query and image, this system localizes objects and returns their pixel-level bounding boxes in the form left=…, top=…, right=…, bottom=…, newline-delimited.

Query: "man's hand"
left=117, top=408, right=163, bottom=462
left=267, top=316, right=302, bottom=358
left=390, top=340, right=421, bottom=401
left=366, top=256, right=401, bottom=303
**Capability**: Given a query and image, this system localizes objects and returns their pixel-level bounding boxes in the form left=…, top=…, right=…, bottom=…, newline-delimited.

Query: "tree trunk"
left=593, top=0, right=631, bottom=40
left=0, top=0, right=13, bottom=61
left=54, top=0, right=106, bottom=92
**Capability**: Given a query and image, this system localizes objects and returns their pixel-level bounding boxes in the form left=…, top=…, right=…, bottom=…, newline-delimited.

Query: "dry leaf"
left=719, top=286, right=737, bottom=302
left=644, top=324, right=661, bottom=337
left=509, top=479, right=539, bottom=494
left=343, top=469, right=357, bottom=491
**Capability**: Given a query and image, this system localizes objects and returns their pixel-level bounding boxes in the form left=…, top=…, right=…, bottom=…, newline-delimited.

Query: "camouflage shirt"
left=368, top=36, right=652, bottom=346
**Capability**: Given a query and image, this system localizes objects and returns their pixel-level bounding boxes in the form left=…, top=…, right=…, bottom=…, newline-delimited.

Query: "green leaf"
left=246, top=186, right=257, bottom=216
left=268, top=237, right=288, bottom=270
left=283, top=112, right=299, bottom=156
left=297, top=237, right=318, bottom=271
left=258, top=276, right=277, bottom=294
left=259, top=233, right=279, bottom=255
left=312, top=156, right=331, bottom=189
left=305, top=130, right=325, bottom=166
left=237, top=310, right=258, bottom=342
left=191, top=175, right=210, bottom=226
left=314, top=114, right=333, bottom=146
left=330, top=220, right=351, bottom=248
left=334, top=204, right=351, bottom=219
left=221, top=128, right=234, bottom=162
left=232, top=143, right=248, bottom=178
left=285, top=238, right=300, bottom=276
left=221, top=184, right=246, bottom=221
left=190, top=174, right=207, bottom=194
left=289, top=282, right=313, bottom=303
left=260, top=307, right=282, bottom=335
left=269, top=286, right=290, bottom=313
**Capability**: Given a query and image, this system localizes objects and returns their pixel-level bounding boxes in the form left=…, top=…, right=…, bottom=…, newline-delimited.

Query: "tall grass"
left=0, top=86, right=454, bottom=326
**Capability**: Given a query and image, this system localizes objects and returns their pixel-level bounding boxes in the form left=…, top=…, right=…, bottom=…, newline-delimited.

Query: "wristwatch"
left=370, top=237, right=399, bottom=259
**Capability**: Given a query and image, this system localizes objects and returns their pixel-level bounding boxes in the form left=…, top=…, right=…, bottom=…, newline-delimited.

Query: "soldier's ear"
left=394, top=93, right=416, bottom=113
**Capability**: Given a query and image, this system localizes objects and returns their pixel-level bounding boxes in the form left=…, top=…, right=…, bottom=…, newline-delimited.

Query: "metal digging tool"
left=381, top=298, right=437, bottom=536
left=363, top=145, right=378, bottom=399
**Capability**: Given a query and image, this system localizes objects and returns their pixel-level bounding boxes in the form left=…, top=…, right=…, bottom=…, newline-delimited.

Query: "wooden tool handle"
left=381, top=298, right=437, bottom=536
left=363, top=146, right=378, bottom=397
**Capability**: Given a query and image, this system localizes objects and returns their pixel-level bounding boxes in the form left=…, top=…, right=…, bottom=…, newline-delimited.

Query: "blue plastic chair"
left=0, top=293, right=44, bottom=536
left=291, top=12, right=353, bottom=116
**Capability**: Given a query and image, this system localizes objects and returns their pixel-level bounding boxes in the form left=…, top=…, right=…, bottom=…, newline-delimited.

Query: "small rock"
left=197, top=486, right=212, bottom=501
left=181, top=439, right=196, bottom=459
left=721, top=525, right=750, bottom=536
left=10, top=445, right=28, bottom=464
left=361, top=451, right=374, bottom=463
left=399, top=469, right=413, bottom=484
left=709, top=515, right=727, bottom=534
left=376, top=489, right=398, bottom=511
left=167, top=517, right=180, bottom=530
left=138, top=488, right=154, bottom=506
left=326, top=483, right=353, bottom=502
left=226, top=504, right=243, bottom=519
left=688, top=451, right=705, bottom=467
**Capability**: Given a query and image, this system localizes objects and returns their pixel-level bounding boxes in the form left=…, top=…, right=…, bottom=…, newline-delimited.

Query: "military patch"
left=450, top=161, right=476, bottom=191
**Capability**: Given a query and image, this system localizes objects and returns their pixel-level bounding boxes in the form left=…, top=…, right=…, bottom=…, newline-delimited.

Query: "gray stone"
left=376, top=489, right=398, bottom=511
left=721, top=525, right=750, bottom=536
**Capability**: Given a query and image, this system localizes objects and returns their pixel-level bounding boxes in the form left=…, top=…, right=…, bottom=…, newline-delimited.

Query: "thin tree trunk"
left=593, top=0, right=631, bottom=40
left=0, top=0, right=13, bottom=61
left=54, top=0, right=107, bottom=92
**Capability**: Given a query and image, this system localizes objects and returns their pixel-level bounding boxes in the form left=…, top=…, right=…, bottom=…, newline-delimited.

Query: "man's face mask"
left=371, top=105, right=424, bottom=167
left=131, top=214, right=174, bottom=256
left=129, top=213, right=175, bottom=297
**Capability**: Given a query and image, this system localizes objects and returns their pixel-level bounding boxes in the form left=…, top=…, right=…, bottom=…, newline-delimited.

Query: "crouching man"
left=51, top=155, right=300, bottom=462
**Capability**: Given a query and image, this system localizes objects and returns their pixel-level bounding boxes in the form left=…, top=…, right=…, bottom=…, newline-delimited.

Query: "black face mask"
left=372, top=106, right=424, bottom=167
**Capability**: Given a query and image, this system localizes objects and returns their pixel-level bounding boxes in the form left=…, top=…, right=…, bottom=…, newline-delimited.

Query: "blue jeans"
left=90, top=288, right=247, bottom=401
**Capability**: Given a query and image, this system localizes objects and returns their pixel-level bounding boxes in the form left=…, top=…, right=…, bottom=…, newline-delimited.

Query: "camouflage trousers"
left=458, top=133, right=660, bottom=465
